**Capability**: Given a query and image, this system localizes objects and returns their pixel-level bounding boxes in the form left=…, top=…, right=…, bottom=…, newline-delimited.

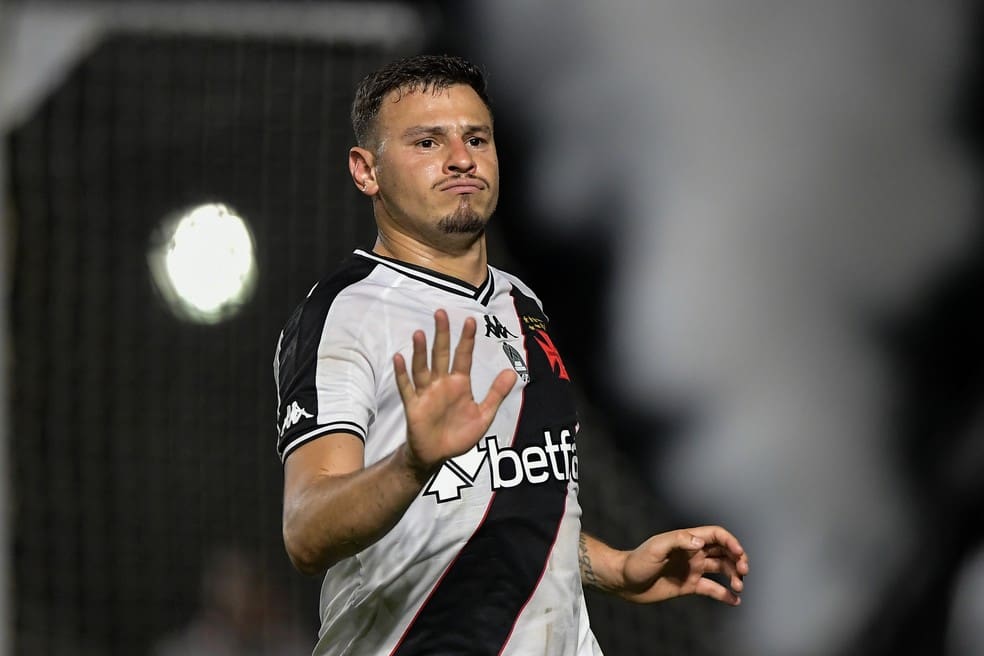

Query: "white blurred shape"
left=149, top=203, right=258, bottom=324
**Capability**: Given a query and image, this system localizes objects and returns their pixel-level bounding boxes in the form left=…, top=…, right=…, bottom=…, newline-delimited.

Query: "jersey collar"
left=355, top=249, right=496, bottom=305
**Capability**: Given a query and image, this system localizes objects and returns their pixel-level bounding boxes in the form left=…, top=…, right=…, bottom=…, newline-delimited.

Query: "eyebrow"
left=401, top=124, right=492, bottom=139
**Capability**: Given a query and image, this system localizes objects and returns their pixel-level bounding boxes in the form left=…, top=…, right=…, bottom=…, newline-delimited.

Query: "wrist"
left=397, top=443, right=438, bottom=486
left=611, top=548, right=630, bottom=593
left=580, top=533, right=627, bottom=594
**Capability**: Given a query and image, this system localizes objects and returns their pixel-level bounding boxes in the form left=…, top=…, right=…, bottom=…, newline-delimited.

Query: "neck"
left=372, top=231, right=489, bottom=287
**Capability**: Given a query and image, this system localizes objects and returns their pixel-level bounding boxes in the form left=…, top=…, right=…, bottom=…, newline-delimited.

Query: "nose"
left=445, top=139, right=476, bottom=174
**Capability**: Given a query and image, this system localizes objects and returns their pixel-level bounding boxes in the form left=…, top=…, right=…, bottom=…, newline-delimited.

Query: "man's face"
left=368, top=84, right=499, bottom=251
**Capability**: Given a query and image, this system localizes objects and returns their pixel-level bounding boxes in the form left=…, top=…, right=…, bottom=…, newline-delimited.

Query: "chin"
left=437, top=211, right=489, bottom=235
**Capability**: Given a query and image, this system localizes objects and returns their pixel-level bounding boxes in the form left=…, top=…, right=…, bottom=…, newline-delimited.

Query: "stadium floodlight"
left=147, top=202, right=258, bottom=324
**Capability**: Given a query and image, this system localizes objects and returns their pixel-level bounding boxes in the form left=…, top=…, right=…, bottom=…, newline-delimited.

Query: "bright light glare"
left=148, top=203, right=258, bottom=324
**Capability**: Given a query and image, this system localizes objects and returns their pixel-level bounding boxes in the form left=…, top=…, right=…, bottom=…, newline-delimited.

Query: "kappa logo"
left=484, top=314, right=518, bottom=339
left=423, top=428, right=578, bottom=503
left=279, top=401, right=314, bottom=436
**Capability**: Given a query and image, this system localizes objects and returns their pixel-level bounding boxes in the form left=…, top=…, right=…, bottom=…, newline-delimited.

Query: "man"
left=273, top=54, right=749, bottom=655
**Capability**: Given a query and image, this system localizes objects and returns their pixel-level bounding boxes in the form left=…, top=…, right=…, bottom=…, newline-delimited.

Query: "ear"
left=349, top=147, right=377, bottom=196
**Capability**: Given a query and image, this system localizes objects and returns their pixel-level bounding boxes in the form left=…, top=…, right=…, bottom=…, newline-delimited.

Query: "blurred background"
left=1, top=1, right=982, bottom=655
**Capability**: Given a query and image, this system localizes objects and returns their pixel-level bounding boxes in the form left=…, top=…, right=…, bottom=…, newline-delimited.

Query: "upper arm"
left=280, top=432, right=367, bottom=574
left=283, top=432, right=365, bottom=506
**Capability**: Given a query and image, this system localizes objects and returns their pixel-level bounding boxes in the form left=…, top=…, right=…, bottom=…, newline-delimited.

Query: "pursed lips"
left=437, top=177, right=486, bottom=193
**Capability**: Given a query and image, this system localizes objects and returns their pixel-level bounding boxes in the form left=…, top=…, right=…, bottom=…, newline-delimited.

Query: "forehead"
left=376, top=84, right=492, bottom=134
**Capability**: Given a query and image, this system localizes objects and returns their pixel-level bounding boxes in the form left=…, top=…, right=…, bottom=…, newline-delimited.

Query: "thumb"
left=645, top=530, right=703, bottom=558
left=479, top=369, right=518, bottom=416
left=681, top=530, right=705, bottom=550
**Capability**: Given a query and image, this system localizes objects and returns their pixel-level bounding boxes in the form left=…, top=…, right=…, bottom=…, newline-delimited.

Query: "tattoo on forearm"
left=579, top=533, right=601, bottom=589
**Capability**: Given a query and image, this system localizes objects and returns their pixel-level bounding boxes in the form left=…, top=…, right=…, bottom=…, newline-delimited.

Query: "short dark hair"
left=351, top=54, right=492, bottom=148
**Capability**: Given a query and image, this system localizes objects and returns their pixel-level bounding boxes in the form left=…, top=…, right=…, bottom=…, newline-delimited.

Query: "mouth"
left=438, top=177, right=486, bottom=194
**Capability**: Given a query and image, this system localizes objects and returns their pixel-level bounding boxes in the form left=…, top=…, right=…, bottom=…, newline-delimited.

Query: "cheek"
left=378, top=155, right=444, bottom=198
left=481, top=154, right=499, bottom=181
left=392, top=161, right=440, bottom=188
left=419, top=161, right=444, bottom=178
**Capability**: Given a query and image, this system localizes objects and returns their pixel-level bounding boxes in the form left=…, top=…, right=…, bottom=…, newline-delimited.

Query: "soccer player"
left=273, top=53, right=749, bottom=655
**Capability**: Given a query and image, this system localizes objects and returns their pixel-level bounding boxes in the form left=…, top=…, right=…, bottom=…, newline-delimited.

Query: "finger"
left=478, top=369, right=518, bottom=418
left=690, top=525, right=747, bottom=559
left=452, top=316, right=477, bottom=377
left=651, top=529, right=707, bottom=554
left=699, top=557, right=745, bottom=592
left=431, top=310, right=451, bottom=374
left=393, top=353, right=415, bottom=404
left=410, top=330, right=431, bottom=388
left=695, top=576, right=741, bottom=606
left=690, top=530, right=749, bottom=582
left=701, top=545, right=738, bottom=561
left=702, top=544, right=750, bottom=576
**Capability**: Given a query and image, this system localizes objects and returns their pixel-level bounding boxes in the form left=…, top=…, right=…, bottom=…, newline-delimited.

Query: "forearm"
left=578, top=532, right=627, bottom=594
left=283, top=443, right=430, bottom=575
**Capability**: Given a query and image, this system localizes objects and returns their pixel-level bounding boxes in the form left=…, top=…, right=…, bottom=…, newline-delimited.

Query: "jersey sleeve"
left=274, top=282, right=379, bottom=463
left=495, top=267, right=549, bottom=319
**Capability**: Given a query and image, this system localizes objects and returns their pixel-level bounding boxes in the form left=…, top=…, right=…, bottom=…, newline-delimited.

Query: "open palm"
left=394, top=309, right=517, bottom=474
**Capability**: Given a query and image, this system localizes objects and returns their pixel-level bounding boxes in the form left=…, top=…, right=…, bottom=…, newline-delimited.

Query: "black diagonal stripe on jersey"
left=391, top=288, right=577, bottom=656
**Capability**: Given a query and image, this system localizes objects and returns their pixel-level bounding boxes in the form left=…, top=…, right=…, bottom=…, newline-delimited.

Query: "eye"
left=467, top=136, right=487, bottom=147
left=417, top=138, right=437, bottom=149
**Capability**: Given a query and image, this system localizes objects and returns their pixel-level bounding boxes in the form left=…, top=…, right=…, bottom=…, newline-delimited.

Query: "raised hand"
left=393, top=309, right=517, bottom=479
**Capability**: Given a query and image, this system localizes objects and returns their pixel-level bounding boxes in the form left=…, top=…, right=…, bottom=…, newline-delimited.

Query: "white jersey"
left=274, top=249, right=604, bottom=656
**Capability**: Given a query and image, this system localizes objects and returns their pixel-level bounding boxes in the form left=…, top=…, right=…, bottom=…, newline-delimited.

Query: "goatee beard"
left=437, top=204, right=487, bottom=234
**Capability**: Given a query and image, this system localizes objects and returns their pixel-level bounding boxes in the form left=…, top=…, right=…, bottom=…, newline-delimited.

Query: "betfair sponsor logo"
left=480, top=431, right=578, bottom=489
left=423, top=427, right=578, bottom=502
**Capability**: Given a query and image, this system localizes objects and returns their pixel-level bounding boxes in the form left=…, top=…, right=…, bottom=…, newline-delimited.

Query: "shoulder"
left=291, top=252, right=388, bottom=318
left=491, top=265, right=540, bottom=299
left=491, top=265, right=546, bottom=311
left=304, top=252, right=382, bottom=311
left=275, top=253, right=386, bottom=353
